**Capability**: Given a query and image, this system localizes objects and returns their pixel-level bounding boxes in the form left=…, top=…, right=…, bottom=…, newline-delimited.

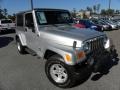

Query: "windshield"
left=36, top=11, right=73, bottom=25
left=1, top=20, right=12, bottom=24
left=98, top=21, right=106, bottom=25
left=105, top=20, right=115, bottom=24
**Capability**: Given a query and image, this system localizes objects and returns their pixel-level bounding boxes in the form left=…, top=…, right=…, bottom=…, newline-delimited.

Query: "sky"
left=0, top=0, right=120, bottom=15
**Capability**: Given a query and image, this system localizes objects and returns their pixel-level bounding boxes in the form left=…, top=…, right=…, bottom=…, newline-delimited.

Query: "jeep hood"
left=38, top=25, right=105, bottom=47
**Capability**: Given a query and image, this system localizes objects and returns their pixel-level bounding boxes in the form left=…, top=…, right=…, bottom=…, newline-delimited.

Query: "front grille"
left=91, top=38, right=104, bottom=51
left=85, top=37, right=104, bottom=52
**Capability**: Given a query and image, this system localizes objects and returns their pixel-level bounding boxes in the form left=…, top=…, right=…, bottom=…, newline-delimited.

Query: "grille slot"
left=85, top=37, right=104, bottom=52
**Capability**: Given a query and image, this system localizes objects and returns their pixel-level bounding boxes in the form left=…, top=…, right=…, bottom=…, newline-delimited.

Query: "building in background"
left=76, top=10, right=91, bottom=19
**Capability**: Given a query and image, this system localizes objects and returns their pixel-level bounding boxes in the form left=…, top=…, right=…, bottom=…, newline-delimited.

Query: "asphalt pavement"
left=0, top=30, right=120, bottom=90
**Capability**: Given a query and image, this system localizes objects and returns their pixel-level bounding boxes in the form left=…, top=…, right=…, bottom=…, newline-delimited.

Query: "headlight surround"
left=104, top=38, right=110, bottom=49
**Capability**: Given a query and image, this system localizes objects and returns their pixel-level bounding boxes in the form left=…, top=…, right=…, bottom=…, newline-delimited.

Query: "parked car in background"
left=79, top=19, right=102, bottom=31
left=100, top=19, right=118, bottom=30
left=111, top=19, right=120, bottom=28
left=91, top=19, right=112, bottom=31
left=0, top=19, right=15, bottom=32
left=73, top=23, right=85, bottom=28
left=73, top=20, right=86, bottom=28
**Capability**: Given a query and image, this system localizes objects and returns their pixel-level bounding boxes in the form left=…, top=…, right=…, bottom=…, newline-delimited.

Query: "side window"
left=17, top=14, right=23, bottom=26
left=25, top=13, right=34, bottom=27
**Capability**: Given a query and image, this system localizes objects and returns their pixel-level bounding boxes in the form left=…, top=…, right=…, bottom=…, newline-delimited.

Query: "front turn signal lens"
left=65, top=54, right=71, bottom=62
left=77, top=51, right=85, bottom=60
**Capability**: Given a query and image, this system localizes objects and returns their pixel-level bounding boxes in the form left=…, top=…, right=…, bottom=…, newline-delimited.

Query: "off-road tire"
left=16, top=38, right=26, bottom=54
left=45, top=55, right=76, bottom=88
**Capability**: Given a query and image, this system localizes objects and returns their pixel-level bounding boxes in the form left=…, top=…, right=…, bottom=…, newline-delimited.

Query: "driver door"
left=24, top=12, right=37, bottom=51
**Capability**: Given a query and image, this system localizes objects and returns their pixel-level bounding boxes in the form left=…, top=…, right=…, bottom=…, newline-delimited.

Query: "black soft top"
left=16, top=8, right=69, bottom=15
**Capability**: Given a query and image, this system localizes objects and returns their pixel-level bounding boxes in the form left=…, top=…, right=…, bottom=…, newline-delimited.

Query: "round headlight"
left=83, top=42, right=89, bottom=51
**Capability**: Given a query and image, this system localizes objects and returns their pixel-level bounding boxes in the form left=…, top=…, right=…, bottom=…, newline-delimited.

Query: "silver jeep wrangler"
left=15, top=8, right=114, bottom=88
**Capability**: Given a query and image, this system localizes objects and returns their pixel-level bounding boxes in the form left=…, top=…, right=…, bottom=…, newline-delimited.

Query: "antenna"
left=30, top=0, right=34, bottom=10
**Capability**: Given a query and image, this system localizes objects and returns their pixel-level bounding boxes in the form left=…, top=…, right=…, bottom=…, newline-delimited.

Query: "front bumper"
left=72, top=49, right=112, bottom=73
left=68, top=38, right=115, bottom=73
left=89, top=50, right=111, bottom=72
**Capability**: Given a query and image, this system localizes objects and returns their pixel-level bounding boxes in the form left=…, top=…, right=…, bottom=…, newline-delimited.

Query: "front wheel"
left=45, top=55, right=76, bottom=88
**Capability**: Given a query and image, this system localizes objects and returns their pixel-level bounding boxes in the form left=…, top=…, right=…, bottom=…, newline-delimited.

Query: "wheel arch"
left=15, top=34, right=27, bottom=46
left=44, top=49, right=65, bottom=63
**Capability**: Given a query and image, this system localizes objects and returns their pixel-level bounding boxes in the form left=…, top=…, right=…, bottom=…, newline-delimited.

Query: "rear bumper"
left=112, top=26, right=118, bottom=30
left=103, top=27, right=111, bottom=30
left=0, top=27, right=15, bottom=30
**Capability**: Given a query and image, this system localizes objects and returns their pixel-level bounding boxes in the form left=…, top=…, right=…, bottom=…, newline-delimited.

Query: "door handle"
left=37, top=34, right=39, bottom=37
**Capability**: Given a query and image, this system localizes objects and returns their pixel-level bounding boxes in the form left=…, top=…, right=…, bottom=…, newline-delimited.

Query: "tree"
left=3, top=8, right=8, bottom=17
left=0, top=0, right=4, bottom=19
left=101, top=9, right=107, bottom=16
left=93, top=5, right=97, bottom=14
left=86, top=6, right=92, bottom=13
left=71, top=8, right=77, bottom=18
left=96, top=4, right=100, bottom=13
left=101, top=9, right=115, bottom=16
left=0, top=9, right=5, bottom=19
left=0, top=0, right=16, bottom=20
left=8, top=14, right=15, bottom=21
left=0, top=8, right=8, bottom=19
left=107, top=9, right=114, bottom=16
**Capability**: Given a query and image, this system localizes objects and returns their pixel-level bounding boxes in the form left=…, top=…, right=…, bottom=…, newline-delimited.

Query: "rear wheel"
left=16, top=38, right=26, bottom=54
